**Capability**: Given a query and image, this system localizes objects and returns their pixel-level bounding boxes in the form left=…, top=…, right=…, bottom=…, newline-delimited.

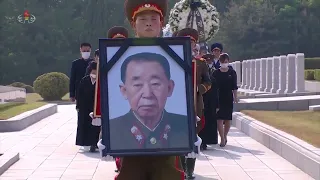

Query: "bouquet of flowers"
left=168, top=0, right=220, bottom=41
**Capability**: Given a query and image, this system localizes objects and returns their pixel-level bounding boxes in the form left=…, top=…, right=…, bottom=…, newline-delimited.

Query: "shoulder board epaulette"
left=193, top=57, right=204, bottom=61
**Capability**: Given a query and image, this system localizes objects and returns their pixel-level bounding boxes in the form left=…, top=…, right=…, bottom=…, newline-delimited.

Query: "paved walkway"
left=0, top=105, right=314, bottom=180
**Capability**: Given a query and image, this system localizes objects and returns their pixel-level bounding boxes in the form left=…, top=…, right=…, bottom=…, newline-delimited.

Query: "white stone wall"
left=238, top=53, right=306, bottom=94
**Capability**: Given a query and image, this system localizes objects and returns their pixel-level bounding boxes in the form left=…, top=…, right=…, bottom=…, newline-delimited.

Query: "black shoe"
left=90, top=145, right=96, bottom=152
left=186, top=158, right=196, bottom=179
left=201, top=144, right=207, bottom=150
left=186, top=173, right=195, bottom=179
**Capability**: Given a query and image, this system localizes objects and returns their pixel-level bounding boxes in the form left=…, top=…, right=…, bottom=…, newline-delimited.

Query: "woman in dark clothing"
left=76, top=62, right=101, bottom=152
left=213, top=53, right=238, bottom=147
left=85, top=49, right=99, bottom=75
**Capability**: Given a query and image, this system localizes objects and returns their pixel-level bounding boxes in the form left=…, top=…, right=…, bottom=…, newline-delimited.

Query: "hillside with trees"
left=1, top=0, right=319, bottom=84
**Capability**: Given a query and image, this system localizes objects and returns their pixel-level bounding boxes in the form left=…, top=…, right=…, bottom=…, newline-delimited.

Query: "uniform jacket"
left=194, top=57, right=211, bottom=116
left=109, top=110, right=189, bottom=150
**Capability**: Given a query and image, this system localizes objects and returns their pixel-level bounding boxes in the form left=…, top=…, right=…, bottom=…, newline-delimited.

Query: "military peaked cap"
left=202, top=54, right=214, bottom=60
left=124, top=0, right=168, bottom=21
left=176, top=28, right=199, bottom=42
left=211, top=43, right=223, bottom=52
left=107, top=26, right=129, bottom=39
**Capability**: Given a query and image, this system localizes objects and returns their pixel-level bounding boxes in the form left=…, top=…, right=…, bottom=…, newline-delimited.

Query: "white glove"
left=89, top=112, right=94, bottom=119
left=97, top=139, right=113, bottom=161
left=186, top=135, right=202, bottom=158
left=195, top=116, right=201, bottom=127
left=92, top=118, right=101, bottom=126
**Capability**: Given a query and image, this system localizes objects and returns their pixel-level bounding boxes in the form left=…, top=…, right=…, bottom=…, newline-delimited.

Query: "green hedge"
left=33, top=72, right=69, bottom=101
left=305, top=58, right=320, bottom=69
left=304, top=70, right=315, bottom=80
left=22, top=85, right=35, bottom=93
left=9, top=82, right=26, bottom=88
left=315, top=69, right=320, bottom=81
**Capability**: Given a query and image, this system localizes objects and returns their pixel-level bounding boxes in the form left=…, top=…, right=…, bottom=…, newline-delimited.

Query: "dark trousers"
left=180, top=156, right=196, bottom=178
left=116, top=156, right=184, bottom=180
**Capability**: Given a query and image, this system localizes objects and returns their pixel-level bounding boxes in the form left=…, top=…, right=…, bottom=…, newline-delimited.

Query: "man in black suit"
left=69, top=42, right=93, bottom=102
left=109, top=52, right=189, bottom=150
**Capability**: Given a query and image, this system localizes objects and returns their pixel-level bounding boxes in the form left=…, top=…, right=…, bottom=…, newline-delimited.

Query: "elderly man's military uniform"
left=114, top=0, right=185, bottom=180
left=176, top=28, right=211, bottom=179
left=110, top=110, right=189, bottom=149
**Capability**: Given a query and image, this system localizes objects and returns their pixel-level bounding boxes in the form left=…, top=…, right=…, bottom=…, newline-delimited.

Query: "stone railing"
left=230, top=53, right=305, bottom=94
left=0, top=86, right=26, bottom=103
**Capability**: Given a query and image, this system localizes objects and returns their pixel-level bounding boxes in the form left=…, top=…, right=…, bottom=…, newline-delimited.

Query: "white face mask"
left=81, top=52, right=90, bottom=59
left=90, top=74, right=96, bottom=79
left=220, top=63, right=229, bottom=68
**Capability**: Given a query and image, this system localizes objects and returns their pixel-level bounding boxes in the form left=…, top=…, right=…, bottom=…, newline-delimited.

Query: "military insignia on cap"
left=150, top=137, right=157, bottom=144
left=145, top=4, right=151, bottom=7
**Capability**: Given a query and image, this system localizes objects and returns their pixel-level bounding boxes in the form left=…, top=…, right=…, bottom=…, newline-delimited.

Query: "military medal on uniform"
left=131, top=126, right=145, bottom=147
left=160, top=124, right=171, bottom=145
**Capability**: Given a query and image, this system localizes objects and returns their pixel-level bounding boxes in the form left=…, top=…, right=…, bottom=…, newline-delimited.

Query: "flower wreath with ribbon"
left=168, top=0, right=220, bottom=42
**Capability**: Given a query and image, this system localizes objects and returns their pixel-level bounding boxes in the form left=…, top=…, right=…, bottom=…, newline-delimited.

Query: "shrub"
left=22, top=85, right=35, bottom=93
left=9, top=82, right=26, bottom=88
left=314, top=69, right=320, bottom=81
left=304, top=70, right=315, bottom=80
left=305, top=58, right=320, bottom=69
left=33, top=72, right=69, bottom=101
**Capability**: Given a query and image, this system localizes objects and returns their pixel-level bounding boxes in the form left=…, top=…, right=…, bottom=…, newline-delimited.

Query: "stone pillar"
left=270, top=56, right=280, bottom=93
left=245, top=61, right=250, bottom=89
left=284, top=54, right=296, bottom=93
left=258, top=58, right=267, bottom=91
left=293, top=53, right=305, bottom=93
left=234, top=61, right=241, bottom=85
left=229, top=62, right=234, bottom=69
left=276, top=55, right=287, bottom=94
left=249, top=60, right=255, bottom=90
left=254, top=59, right=261, bottom=91
left=264, top=57, right=273, bottom=92
left=241, top=60, right=247, bottom=89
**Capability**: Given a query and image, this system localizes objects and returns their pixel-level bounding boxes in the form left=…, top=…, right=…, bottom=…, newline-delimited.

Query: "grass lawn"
left=241, top=110, right=320, bottom=148
left=0, top=93, right=69, bottom=120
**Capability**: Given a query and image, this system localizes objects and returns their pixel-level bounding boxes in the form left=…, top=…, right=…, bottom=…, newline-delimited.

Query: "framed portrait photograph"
left=99, top=37, right=196, bottom=156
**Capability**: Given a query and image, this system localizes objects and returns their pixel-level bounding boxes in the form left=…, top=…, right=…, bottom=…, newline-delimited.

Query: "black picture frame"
left=99, top=37, right=196, bottom=156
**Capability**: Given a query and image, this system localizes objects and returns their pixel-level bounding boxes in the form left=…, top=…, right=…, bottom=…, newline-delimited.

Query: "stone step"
left=309, top=105, right=320, bottom=111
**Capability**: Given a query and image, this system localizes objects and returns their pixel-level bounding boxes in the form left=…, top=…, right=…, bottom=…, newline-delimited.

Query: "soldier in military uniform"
left=107, top=26, right=129, bottom=39
left=107, top=26, right=129, bottom=173
left=211, top=42, right=223, bottom=69
left=200, top=53, right=219, bottom=150
left=100, top=0, right=186, bottom=179
left=176, top=28, right=211, bottom=179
